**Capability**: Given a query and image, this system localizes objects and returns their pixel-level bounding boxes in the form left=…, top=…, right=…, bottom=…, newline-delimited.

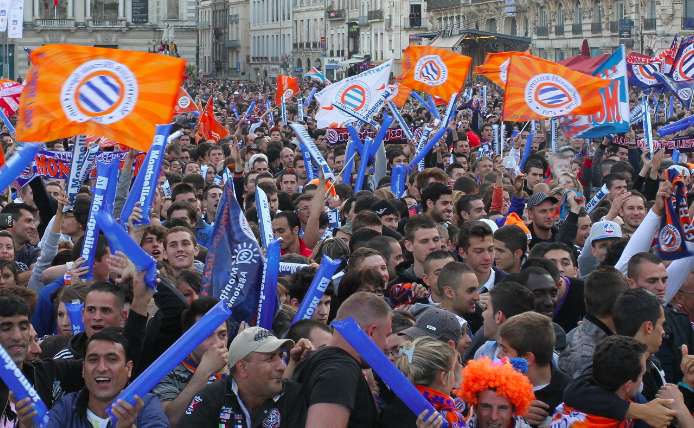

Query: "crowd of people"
left=1, top=69, right=694, bottom=428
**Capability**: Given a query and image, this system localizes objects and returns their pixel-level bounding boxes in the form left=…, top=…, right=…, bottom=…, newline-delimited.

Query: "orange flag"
left=474, top=51, right=532, bottom=88
left=174, top=87, right=199, bottom=114
left=502, top=56, right=611, bottom=121
left=16, top=44, right=185, bottom=152
left=400, top=45, right=472, bottom=102
left=199, top=96, right=229, bottom=142
left=275, top=75, right=300, bottom=107
left=391, top=82, right=412, bottom=108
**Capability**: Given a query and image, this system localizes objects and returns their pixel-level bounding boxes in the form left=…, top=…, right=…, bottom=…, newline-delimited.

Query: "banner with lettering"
left=325, top=127, right=407, bottom=145
left=612, top=135, right=694, bottom=153
left=13, top=149, right=145, bottom=188
left=559, top=45, right=630, bottom=139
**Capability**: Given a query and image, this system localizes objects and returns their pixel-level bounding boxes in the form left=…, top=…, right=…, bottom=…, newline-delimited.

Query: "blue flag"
left=201, top=180, right=264, bottom=323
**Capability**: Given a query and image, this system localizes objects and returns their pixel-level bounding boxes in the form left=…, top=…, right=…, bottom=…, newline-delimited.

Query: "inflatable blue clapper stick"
left=257, top=239, right=281, bottom=329
left=0, top=344, right=49, bottom=427
left=291, top=255, right=341, bottom=324
left=0, top=144, right=41, bottom=194
left=332, top=317, right=448, bottom=428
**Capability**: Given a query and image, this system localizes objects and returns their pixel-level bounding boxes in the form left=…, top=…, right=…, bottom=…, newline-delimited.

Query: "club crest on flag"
left=233, top=241, right=261, bottom=265
left=177, top=94, right=191, bottom=110
left=631, top=64, right=660, bottom=87
left=674, top=45, right=694, bottom=81
left=414, top=55, right=448, bottom=86
left=61, top=60, right=138, bottom=124
left=525, top=74, right=580, bottom=117
left=339, top=83, right=369, bottom=111
left=660, top=224, right=683, bottom=253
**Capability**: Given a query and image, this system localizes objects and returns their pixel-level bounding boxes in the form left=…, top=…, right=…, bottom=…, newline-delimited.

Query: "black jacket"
left=54, top=309, right=148, bottom=372
left=178, top=377, right=300, bottom=428
left=656, top=306, right=694, bottom=383
left=137, top=276, right=189, bottom=376
left=563, top=359, right=666, bottom=422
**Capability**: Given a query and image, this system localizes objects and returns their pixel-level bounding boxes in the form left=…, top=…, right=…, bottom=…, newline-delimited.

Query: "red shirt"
left=280, top=238, right=313, bottom=258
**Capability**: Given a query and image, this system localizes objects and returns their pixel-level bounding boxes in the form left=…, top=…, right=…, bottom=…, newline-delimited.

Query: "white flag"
left=0, top=0, right=9, bottom=32
left=7, top=0, right=22, bottom=39
left=315, top=60, right=392, bottom=129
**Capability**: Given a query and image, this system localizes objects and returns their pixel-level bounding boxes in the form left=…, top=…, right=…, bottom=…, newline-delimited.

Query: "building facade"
left=13, top=0, right=196, bottom=79
left=228, top=0, right=249, bottom=78
left=291, top=0, right=324, bottom=76
left=323, top=0, right=430, bottom=79
left=249, top=0, right=292, bottom=81
left=428, top=0, right=692, bottom=64
left=197, top=0, right=228, bottom=75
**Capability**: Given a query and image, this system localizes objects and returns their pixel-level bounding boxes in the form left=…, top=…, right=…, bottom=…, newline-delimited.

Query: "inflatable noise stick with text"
left=0, top=344, right=50, bottom=427
left=95, top=211, right=158, bottom=289
left=291, top=255, right=342, bottom=324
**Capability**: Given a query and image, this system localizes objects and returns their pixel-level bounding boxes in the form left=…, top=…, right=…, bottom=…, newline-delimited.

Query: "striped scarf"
left=416, top=385, right=467, bottom=428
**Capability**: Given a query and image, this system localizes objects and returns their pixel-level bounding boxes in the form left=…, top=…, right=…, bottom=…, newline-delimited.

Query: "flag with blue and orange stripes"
left=400, top=45, right=472, bottom=102
left=16, top=44, right=185, bottom=152
left=503, top=55, right=611, bottom=121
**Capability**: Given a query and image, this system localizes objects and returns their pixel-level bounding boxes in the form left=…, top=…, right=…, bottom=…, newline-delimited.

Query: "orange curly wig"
left=457, top=357, right=535, bottom=416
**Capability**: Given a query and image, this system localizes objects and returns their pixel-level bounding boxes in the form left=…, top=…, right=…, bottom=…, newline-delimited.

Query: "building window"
left=40, top=0, right=67, bottom=18
left=91, top=0, right=118, bottom=19
left=558, top=7, right=564, bottom=25
left=613, top=0, right=624, bottom=22
left=574, top=0, right=581, bottom=24
left=486, top=18, right=496, bottom=33
left=537, top=9, right=548, bottom=35
left=593, top=0, right=602, bottom=23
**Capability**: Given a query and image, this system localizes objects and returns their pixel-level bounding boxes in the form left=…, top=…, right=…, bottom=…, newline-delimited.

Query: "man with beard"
left=421, top=183, right=453, bottom=225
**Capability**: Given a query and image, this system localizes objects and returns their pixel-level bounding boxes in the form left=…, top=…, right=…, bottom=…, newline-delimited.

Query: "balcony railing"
left=571, top=23, right=581, bottom=34
left=536, top=25, right=548, bottom=36
left=609, top=21, right=618, bottom=33
left=326, top=8, right=345, bottom=20
left=643, top=17, right=656, bottom=30
left=684, top=17, right=694, bottom=30
left=591, top=22, right=601, bottom=33
left=368, top=9, right=383, bottom=21
left=89, top=18, right=126, bottom=27
left=554, top=24, right=564, bottom=35
left=34, top=18, right=75, bottom=28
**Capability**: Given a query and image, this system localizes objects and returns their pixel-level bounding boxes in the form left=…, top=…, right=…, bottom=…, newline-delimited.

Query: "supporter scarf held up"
left=658, top=167, right=694, bottom=260
left=416, top=386, right=466, bottom=428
